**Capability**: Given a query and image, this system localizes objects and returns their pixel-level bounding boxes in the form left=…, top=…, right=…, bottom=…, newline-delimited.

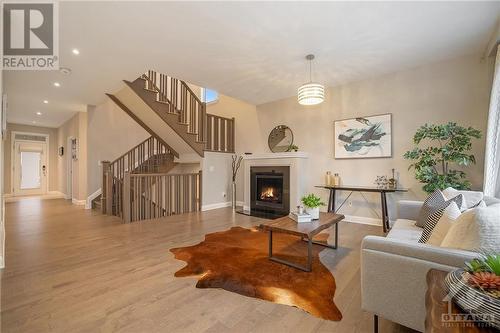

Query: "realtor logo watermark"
left=2, top=1, right=59, bottom=70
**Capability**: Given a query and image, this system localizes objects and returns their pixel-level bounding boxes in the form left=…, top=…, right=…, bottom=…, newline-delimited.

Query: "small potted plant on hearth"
left=301, top=194, right=325, bottom=220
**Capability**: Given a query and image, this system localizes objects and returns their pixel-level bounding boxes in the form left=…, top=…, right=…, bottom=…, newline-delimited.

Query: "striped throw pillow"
left=418, top=194, right=463, bottom=243
left=416, top=190, right=447, bottom=227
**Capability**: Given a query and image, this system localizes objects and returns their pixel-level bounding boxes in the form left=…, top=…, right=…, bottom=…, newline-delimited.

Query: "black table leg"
left=380, top=192, right=390, bottom=233
left=328, top=189, right=336, bottom=212
left=334, top=222, right=338, bottom=249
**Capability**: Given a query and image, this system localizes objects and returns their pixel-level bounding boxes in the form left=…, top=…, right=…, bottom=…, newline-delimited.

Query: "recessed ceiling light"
left=43, top=100, right=48, bottom=104
left=36, top=112, right=42, bottom=116
left=32, top=121, right=37, bottom=124
left=53, top=82, right=60, bottom=87
left=72, top=48, right=80, bottom=55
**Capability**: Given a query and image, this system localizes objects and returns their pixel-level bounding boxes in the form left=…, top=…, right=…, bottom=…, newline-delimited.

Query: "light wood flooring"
left=1, top=198, right=416, bottom=332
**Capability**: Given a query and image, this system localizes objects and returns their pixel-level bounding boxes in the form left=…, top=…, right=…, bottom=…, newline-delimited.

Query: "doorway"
left=12, top=134, right=48, bottom=196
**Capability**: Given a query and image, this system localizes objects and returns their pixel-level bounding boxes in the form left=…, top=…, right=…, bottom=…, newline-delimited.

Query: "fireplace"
left=251, top=166, right=290, bottom=216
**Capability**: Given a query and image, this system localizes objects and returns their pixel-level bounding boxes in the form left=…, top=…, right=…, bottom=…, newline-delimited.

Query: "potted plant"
left=403, top=122, right=481, bottom=193
left=445, top=252, right=500, bottom=329
left=301, top=194, right=325, bottom=220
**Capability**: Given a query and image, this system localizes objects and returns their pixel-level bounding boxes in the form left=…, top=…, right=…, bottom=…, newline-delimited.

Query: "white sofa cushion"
left=442, top=187, right=483, bottom=211
left=475, top=204, right=500, bottom=252
left=441, top=209, right=479, bottom=251
left=387, top=219, right=423, bottom=242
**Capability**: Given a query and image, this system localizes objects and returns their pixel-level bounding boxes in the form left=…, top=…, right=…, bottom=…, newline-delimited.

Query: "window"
left=201, top=88, right=219, bottom=104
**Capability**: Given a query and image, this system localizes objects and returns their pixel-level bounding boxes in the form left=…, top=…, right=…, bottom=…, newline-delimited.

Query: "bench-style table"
left=260, top=212, right=345, bottom=272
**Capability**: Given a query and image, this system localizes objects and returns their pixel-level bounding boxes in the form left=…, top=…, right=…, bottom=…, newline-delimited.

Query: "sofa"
left=360, top=196, right=500, bottom=332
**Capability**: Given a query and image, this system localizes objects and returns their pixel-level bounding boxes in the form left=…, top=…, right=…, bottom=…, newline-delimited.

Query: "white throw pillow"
left=440, top=210, right=479, bottom=250
left=474, top=204, right=500, bottom=252
left=442, top=187, right=483, bottom=211
left=426, top=202, right=461, bottom=246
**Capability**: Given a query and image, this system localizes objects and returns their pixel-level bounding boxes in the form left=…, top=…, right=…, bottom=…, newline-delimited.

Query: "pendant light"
left=297, top=54, right=325, bottom=106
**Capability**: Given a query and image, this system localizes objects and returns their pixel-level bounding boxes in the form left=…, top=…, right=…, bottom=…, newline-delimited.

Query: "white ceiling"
left=5, top=1, right=500, bottom=128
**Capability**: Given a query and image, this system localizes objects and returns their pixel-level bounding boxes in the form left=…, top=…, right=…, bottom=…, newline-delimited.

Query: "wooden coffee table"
left=259, top=212, right=345, bottom=272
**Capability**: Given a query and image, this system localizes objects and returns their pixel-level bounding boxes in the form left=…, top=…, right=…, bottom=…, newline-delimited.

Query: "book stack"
left=289, top=211, right=312, bottom=223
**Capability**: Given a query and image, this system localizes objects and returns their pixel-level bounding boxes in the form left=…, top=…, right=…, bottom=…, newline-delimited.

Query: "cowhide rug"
left=170, top=226, right=342, bottom=321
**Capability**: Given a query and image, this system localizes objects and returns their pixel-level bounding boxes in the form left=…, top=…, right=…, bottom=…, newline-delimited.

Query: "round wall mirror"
left=268, top=125, right=294, bottom=152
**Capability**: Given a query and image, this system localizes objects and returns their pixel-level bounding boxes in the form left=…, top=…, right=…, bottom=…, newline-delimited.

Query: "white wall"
left=87, top=98, right=150, bottom=196
left=255, top=54, right=494, bottom=223
left=201, top=152, right=234, bottom=209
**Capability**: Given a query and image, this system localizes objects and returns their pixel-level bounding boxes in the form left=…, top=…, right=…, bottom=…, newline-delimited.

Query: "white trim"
left=5, top=191, right=65, bottom=202
left=11, top=131, right=50, bottom=196
left=201, top=201, right=231, bottom=211
left=242, top=152, right=308, bottom=160
left=202, top=201, right=244, bottom=211
left=86, top=188, right=102, bottom=209
left=342, top=214, right=382, bottom=226
left=66, top=136, right=74, bottom=201
left=0, top=255, right=4, bottom=269
left=72, top=198, right=86, bottom=206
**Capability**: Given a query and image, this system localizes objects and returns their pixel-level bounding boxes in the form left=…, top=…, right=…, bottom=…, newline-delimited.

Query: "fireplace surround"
left=250, top=166, right=290, bottom=216
left=241, top=152, right=309, bottom=218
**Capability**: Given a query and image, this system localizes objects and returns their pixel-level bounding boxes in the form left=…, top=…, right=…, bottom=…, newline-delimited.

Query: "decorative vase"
left=231, top=181, right=236, bottom=210
left=332, top=173, right=340, bottom=186
left=306, top=207, right=320, bottom=220
left=444, top=269, right=500, bottom=330
left=325, top=171, right=332, bottom=186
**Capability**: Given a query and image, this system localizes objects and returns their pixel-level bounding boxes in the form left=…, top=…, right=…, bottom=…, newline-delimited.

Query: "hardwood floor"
left=1, top=198, right=416, bottom=332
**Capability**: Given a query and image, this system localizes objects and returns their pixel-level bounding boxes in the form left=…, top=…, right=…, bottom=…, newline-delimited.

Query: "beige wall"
left=87, top=98, right=149, bottom=195
left=57, top=112, right=88, bottom=201
left=4, top=123, right=59, bottom=194
left=255, top=54, right=494, bottom=222
left=206, top=94, right=266, bottom=204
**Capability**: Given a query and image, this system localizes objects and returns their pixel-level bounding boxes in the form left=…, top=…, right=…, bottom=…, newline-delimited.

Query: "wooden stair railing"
left=205, top=114, right=235, bottom=153
left=142, top=70, right=207, bottom=145
left=140, top=70, right=235, bottom=154
left=101, top=136, right=176, bottom=217
left=123, top=171, right=202, bottom=223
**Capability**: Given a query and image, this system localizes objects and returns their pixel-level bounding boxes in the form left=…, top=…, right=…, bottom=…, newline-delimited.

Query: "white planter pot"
left=306, top=207, right=320, bottom=220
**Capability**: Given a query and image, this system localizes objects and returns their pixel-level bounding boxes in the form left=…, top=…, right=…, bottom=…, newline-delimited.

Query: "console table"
left=315, top=185, right=408, bottom=233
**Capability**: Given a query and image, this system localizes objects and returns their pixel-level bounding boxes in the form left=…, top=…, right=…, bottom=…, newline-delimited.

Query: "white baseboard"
left=85, top=188, right=102, bottom=209
left=201, top=201, right=244, bottom=211
left=5, top=191, right=65, bottom=202
left=342, top=214, right=382, bottom=226
left=202, top=201, right=231, bottom=211
left=72, top=198, right=86, bottom=206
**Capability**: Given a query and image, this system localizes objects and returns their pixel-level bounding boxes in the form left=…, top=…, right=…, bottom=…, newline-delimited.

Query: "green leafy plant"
left=464, top=252, right=500, bottom=275
left=287, top=144, right=299, bottom=152
left=403, top=122, right=481, bottom=193
left=301, top=194, right=326, bottom=208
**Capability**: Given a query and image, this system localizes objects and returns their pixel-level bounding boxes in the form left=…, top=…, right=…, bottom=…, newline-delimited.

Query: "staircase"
left=107, top=70, right=235, bottom=157
left=101, top=70, right=235, bottom=223
left=101, top=135, right=201, bottom=222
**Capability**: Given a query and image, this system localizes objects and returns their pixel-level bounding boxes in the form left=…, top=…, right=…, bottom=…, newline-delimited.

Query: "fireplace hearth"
left=250, top=166, right=290, bottom=217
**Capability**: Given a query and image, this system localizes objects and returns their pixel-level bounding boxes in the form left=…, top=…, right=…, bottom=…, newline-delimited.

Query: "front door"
left=13, top=141, right=47, bottom=196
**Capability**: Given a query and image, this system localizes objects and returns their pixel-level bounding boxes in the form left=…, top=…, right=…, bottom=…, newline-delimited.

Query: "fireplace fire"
left=250, top=166, right=290, bottom=217
left=260, top=187, right=281, bottom=202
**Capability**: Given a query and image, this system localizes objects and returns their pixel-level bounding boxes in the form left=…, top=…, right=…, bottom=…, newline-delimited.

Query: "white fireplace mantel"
left=242, top=152, right=309, bottom=160
left=242, top=152, right=309, bottom=212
